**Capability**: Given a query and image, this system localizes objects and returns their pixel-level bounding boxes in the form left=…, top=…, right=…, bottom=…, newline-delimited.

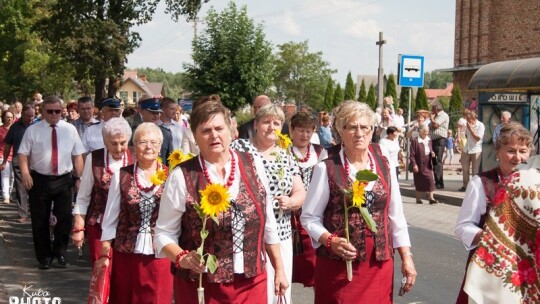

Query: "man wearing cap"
left=18, top=95, right=85, bottom=269
left=82, top=97, right=122, bottom=153
left=238, top=95, right=272, bottom=139
left=137, top=96, right=174, bottom=166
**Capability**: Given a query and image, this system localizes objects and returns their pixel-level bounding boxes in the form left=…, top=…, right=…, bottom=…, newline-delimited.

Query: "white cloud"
left=265, top=9, right=301, bottom=36
left=346, top=19, right=381, bottom=40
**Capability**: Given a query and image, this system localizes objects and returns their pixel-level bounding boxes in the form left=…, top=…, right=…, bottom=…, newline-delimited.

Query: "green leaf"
left=196, top=246, right=203, bottom=256
left=206, top=254, right=218, bottom=274
left=360, top=207, right=378, bottom=233
left=200, top=229, right=209, bottom=240
left=193, top=204, right=205, bottom=220
left=211, top=215, right=220, bottom=225
left=342, top=189, right=352, bottom=198
left=355, top=170, right=379, bottom=182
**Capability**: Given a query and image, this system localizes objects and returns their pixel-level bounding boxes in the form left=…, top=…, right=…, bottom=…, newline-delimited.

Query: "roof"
left=469, top=57, right=540, bottom=91
left=123, top=70, right=138, bottom=80
left=425, top=83, right=453, bottom=99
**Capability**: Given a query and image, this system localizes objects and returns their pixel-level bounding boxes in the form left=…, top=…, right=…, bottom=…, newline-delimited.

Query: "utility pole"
left=376, top=32, right=386, bottom=108
left=192, top=17, right=200, bottom=41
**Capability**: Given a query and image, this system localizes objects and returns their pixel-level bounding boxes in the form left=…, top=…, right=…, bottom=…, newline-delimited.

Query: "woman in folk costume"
left=155, top=100, right=289, bottom=303
left=72, top=118, right=133, bottom=266
left=409, top=124, right=439, bottom=205
left=288, top=111, right=327, bottom=287
left=455, top=122, right=533, bottom=303
left=301, top=101, right=416, bottom=303
left=97, top=122, right=173, bottom=303
left=230, top=103, right=306, bottom=304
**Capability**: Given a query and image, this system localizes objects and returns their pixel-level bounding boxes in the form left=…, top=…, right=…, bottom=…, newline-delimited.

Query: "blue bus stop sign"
left=398, top=54, right=425, bottom=87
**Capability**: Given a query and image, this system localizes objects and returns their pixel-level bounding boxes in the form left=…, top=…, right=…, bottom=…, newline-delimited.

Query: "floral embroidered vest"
left=176, top=151, right=267, bottom=283
left=86, top=149, right=132, bottom=226
left=113, top=164, right=163, bottom=253
left=316, top=144, right=393, bottom=262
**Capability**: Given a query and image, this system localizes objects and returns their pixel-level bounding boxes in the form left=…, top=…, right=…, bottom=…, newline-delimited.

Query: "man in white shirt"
left=82, top=97, right=122, bottom=153
left=459, top=110, right=485, bottom=192
left=158, top=97, right=189, bottom=152
left=18, top=95, right=86, bottom=270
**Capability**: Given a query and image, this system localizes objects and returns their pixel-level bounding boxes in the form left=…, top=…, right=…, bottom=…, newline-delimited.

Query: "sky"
left=126, top=0, right=455, bottom=84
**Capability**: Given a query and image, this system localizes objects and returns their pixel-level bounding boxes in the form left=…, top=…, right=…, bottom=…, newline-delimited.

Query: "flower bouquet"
left=193, top=183, right=232, bottom=304
left=342, top=169, right=379, bottom=281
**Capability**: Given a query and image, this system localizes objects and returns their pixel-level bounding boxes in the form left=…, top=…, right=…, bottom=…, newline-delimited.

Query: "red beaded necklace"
left=105, top=151, right=128, bottom=175
left=291, top=145, right=311, bottom=163
left=200, top=149, right=236, bottom=188
left=134, top=161, right=160, bottom=192
left=343, top=151, right=375, bottom=179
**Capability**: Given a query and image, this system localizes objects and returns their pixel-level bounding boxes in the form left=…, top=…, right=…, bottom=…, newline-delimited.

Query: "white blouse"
left=101, top=166, right=161, bottom=255
left=154, top=152, right=280, bottom=274
left=454, top=176, right=486, bottom=250
left=300, top=147, right=411, bottom=249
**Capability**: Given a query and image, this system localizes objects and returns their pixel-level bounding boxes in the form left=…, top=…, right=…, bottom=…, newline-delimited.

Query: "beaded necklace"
left=134, top=161, right=160, bottom=192
left=343, top=151, right=375, bottom=181
left=200, top=149, right=236, bottom=188
left=291, top=145, right=311, bottom=163
left=105, top=151, right=128, bottom=175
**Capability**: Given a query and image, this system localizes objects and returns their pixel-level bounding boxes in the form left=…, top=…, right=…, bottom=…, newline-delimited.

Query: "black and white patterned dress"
left=231, top=138, right=300, bottom=241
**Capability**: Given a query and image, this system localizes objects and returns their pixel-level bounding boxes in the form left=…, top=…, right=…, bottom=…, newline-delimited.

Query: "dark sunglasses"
left=46, top=109, right=62, bottom=114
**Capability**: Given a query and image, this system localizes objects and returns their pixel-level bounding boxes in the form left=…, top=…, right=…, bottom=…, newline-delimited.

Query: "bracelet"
left=326, top=233, right=337, bottom=250
left=99, top=254, right=111, bottom=260
left=72, top=228, right=85, bottom=233
left=175, top=249, right=190, bottom=269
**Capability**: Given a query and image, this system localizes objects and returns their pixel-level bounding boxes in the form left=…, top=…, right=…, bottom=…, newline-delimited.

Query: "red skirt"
left=292, top=225, right=316, bottom=287
left=314, top=236, right=394, bottom=304
left=173, top=272, right=267, bottom=304
left=86, top=224, right=102, bottom=267
left=109, top=250, right=173, bottom=304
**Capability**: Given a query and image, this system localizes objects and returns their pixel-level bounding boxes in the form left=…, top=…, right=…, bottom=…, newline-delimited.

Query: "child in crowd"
left=443, top=129, right=454, bottom=165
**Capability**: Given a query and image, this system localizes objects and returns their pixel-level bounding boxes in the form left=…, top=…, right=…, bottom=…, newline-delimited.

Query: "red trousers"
left=173, top=272, right=267, bottom=304
left=109, top=250, right=173, bottom=304
left=86, top=224, right=102, bottom=267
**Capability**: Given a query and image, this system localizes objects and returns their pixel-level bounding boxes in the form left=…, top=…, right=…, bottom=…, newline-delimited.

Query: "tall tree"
left=357, top=79, right=367, bottom=102
left=425, top=71, right=453, bottom=89
left=385, top=73, right=398, bottom=110
left=366, top=84, right=376, bottom=110
left=184, top=2, right=273, bottom=112
left=448, top=85, right=464, bottom=131
left=273, top=41, right=335, bottom=110
left=323, top=77, right=334, bottom=111
left=399, top=87, right=413, bottom=123
left=343, top=72, right=356, bottom=100
left=415, top=87, right=429, bottom=111
left=41, top=0, right=205, bottom=102
left=332, top=83, right=343, bottom=109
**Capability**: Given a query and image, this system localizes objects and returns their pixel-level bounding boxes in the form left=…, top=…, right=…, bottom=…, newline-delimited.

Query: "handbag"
left=291, top=210, right=304, bottom=256
left=431, top=154, right=439, bottom=167
left=88, top=260, right=112, bottom=304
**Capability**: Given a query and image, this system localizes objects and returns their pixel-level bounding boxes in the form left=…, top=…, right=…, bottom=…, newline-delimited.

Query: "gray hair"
left=102, top=117, right=132, bottom=139
left=255, top=104, right=285, bottom=123
left=133, top=122, right=163, bottom=143
left=501, top=110, right=511, bottom=119
left=418, top=124, right=429, bottom=132
left=334, top=101, right=376, bottom=138
left=431, top=102, right=443, bottom=112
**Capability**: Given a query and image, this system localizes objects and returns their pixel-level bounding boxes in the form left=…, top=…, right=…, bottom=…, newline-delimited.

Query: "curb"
left=399, top=186, right=463, bottom=207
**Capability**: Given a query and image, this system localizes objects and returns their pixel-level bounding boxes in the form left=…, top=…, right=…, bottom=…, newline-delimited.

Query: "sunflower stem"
left=198, top=215, right=208, bottom=290
left=343, top=198, right=353, bottom=281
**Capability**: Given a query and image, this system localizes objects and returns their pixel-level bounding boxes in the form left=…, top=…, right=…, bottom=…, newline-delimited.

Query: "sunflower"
left=150, top=168, right=169, bottom=186
left=199, top=184, right=231, bottom=217
left=168, top=150, right=186, bottom=170
left=351, top=181, right=368, bottom=207
left=274, top=129, right=292, bottom=150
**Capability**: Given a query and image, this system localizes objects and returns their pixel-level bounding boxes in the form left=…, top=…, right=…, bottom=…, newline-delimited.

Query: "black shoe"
left=458, top=187, right=466, bottom=192
left=416, top=200, right=423, bottom=204
left=39, top=260, right=50, bottom=270
left=429, top=199, right=440, bottom=205
left=57, top=256, right=69, bottom=268
left=436, top=185, right=444, bottom=190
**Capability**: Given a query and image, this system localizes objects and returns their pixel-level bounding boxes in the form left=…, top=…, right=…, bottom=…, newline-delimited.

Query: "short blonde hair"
left=133, top=122, right=163, bottom=144
left=334, top=101, right=375, bottom=138
left=255, top=104, right=285, bottom=123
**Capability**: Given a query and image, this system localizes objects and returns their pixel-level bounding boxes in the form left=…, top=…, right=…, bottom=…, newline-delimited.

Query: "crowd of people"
left=0, top=90, right=538, bottom=303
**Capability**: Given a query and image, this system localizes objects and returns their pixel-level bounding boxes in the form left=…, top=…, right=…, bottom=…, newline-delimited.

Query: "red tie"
left=51, top=124, right=58, bottom=175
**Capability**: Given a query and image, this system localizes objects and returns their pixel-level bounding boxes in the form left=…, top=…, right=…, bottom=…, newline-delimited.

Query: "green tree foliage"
left=332, top=83, right=343, bottom=108
left=184, top=2, right=273, bottom=112
left=399, top=87, right=413, bottom=123
left=385, top=73, right=398, bottom=110
left=323, top=78, right=334, bottom=111
left=415, top=87, right=429, bottom=111
left=273, top=41, right=335, bottom=110
left=343, top=72, right=356, bottom=100
left=357, top=79, right=367, bottom=102
left=40, top=0, right=204, bottom=102
left=449, top=85, right=464, bottom=131
left=133, top=67, right=186, bottom=98
left=424, top=71, right=453, bottom=89
left=366, top=84, right=376, bottom=110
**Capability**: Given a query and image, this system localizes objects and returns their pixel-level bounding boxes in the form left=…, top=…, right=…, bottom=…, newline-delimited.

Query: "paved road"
left=0, top=187, right=467, bottom=303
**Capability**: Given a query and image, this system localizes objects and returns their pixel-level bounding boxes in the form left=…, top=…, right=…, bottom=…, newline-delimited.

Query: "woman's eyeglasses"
left=344, top=124, right=373, bottom=134
left=46, top=109, right=62, bottom=114
left=136, top=140, right=161, bottom=148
